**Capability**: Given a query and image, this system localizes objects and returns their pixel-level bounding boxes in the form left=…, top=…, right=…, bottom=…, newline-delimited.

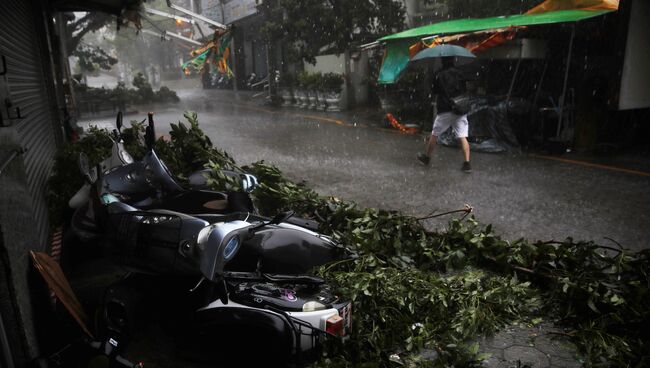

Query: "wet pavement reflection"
left=80, top=88, right=650, bottom=252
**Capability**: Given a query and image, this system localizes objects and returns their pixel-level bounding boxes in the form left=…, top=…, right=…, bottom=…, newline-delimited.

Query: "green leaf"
left=476, top=352, right=493, bottom=361
left=468, top=342, right=480, bottom=355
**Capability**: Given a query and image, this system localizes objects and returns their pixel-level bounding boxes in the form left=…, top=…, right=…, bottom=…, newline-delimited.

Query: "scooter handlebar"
left=114, top=355, right=144, bottom=368
left=87, top=338, right=143, bottom=368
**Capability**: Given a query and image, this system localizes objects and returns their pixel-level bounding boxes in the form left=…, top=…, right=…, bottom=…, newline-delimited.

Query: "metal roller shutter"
left=0, top=0, right=60, bottom=244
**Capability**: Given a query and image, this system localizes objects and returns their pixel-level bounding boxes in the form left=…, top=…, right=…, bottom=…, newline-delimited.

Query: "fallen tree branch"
left=547, top=331, right=576, bottom=338
left=417, top=204, right=473, bottom=221
left=601, top=238, right=625, bottom=253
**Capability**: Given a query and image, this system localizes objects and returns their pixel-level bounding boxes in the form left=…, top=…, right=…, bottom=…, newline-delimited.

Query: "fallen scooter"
left=69, top=112, right=262, bottom=241
left=65, top=112, right=352, bottom=364
left=31, top=199, right=258, bottom=366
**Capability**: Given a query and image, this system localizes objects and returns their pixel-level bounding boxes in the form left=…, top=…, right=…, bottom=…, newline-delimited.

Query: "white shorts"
left=432, top=112, right=469, bottom=138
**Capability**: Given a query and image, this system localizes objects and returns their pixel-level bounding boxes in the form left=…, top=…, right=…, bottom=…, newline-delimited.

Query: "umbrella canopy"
left=403, top=45, right=477, bottom=77
left=411, top=44, right=476, bottom=61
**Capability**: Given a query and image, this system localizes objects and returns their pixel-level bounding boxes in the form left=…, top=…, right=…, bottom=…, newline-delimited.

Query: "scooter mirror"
left=116, top=111, right=123, bottom=133
left=241, top=173, right=258, bottom=193
left=145, top=126, right=154, bottom=150
left=147, top=112, right=155, bottom=130
left=219, top=171, right=258, bottom=193
left=78, top=152, right=89, bottom=175
left=270, top=211, right=294, bottom=225
left=78, top=152, right=96, bottom=184
left=145, top=112, right=155, bottom=150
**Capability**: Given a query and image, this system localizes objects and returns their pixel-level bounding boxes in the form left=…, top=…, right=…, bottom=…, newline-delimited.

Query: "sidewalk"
left=76, top=81, right=650, bottom=180
left=201, top=88, right=650, bottom=176
left=477, top=323, right=582, bottom=368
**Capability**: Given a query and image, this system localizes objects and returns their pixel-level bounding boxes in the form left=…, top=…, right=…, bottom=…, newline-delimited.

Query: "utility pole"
left=220, top=0, right=239, bottom=91
left=266, top=42, right=279, bottom=105
left=55, top=13, right=77, bottom=123
left=260, top=0, right=280, bottom=106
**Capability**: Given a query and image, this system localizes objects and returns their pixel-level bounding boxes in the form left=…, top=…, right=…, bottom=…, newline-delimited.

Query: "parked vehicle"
left=65, top=112, right=352, bottom=364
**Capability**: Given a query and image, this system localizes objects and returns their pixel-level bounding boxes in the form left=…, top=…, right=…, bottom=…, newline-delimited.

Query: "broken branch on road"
left=417, top=203, right=474, bottom=221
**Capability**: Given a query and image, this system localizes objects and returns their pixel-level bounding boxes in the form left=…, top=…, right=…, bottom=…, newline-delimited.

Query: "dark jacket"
left=433, top=67, right=464, bottom=114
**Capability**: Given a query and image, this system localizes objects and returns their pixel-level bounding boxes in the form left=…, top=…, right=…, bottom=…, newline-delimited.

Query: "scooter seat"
left=152, top=190, right=254, bottom=214
left=142, top=190, right=229, bottom=214
left=107, top=201, right=139, bottom=214
left=202, top=197, right=229, bottom=211
left=262, top=273, right=326, bottom=285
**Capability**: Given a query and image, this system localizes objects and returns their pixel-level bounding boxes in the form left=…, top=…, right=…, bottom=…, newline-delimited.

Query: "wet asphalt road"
left=80, top=87, right=650, bottom=252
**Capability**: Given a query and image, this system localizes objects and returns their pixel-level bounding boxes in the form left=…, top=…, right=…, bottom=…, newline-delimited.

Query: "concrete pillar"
left=344, top=50, right=355, bottom=108
left=403, top=0, right=420, bottom=27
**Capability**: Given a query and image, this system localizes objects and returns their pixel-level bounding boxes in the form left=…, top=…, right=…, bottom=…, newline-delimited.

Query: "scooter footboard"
left=189, top=306, right=294, bottom=363
left=103, top=207, right=208, bottom=275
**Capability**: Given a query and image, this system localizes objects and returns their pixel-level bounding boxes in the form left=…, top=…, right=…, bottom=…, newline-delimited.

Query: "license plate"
left=337, top=302, right=352, bottom=337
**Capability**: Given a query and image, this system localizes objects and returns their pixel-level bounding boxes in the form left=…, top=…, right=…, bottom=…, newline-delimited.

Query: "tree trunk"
left=266, top=40, right=279, bottom=106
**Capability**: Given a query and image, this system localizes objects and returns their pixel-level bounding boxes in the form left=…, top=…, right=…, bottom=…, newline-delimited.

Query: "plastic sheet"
left=438, top=100, right=524, bottom=153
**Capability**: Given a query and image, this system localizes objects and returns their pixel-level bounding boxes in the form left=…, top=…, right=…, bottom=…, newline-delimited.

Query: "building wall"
left=404, top=0, right=448, bottom=27
left=304, top=54, right=346, bottom=75
left=350, top=52, right=370, bottom=106
left=618, top=0, right=650, bottom=110
left=304, top=54, right=350, bottom=110
left=0, top=0, right=63, bottom=364
left=228, top=13, right=267, bottom=88
left=303, top=52, right=370, bottom=109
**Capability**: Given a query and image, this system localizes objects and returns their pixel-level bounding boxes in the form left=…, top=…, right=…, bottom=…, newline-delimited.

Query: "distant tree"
left=74, top=43, right=118, bottom=73
left=65, top=6, right=144, bottom=73
left=66, top=12, right=113, bottom=52
left=425, top=0, right=542, bottom=18
left=102, top=0, right=190, bottom=75
left=259, top=0, right=406, bottom=64
left=64, top=12, right=118, bottom=72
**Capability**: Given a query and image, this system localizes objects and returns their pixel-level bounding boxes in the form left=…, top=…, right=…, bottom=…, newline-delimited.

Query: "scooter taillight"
left=325, top=315, right=344, bottom=337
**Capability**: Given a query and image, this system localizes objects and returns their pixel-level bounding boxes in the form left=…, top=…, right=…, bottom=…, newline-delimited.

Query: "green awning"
left=377, top=9, right=615, bottom=84
left=379, top=9, right=613, bottom=42
left=378, top=39, right=414, bottom=85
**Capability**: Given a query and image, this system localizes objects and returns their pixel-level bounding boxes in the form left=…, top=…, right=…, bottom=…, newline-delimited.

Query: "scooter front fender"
left=252, top=228, right=343, bottom=274
left=68, top=183, right=91, bottom=209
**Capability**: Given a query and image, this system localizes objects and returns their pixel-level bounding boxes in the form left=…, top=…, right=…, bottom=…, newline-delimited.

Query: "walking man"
left=417, top=57, right=471, bottom=172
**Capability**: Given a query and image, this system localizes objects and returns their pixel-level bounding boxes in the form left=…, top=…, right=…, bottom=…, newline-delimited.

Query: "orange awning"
left=527, top=0, right=619, bottom=14
left=409, top=27, right=521, bottom=60
left=407, top=0, right=620, bottom=62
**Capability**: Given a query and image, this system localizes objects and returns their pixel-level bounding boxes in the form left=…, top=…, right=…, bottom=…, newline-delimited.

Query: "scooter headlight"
left=223, top=236, right=240, bottom=261
left=120, top=150, right=134, bottom=164
left=302, top=301, right=327, bottom=312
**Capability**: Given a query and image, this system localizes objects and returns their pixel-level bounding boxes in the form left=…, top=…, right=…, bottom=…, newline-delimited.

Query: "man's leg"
left=418, top=113, right=451, bottom=165
left=426, top=134, right=438, bottom=157
left=458, top=137, right=470, bottom=162
left=453, top=114, right=472, bottom=172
